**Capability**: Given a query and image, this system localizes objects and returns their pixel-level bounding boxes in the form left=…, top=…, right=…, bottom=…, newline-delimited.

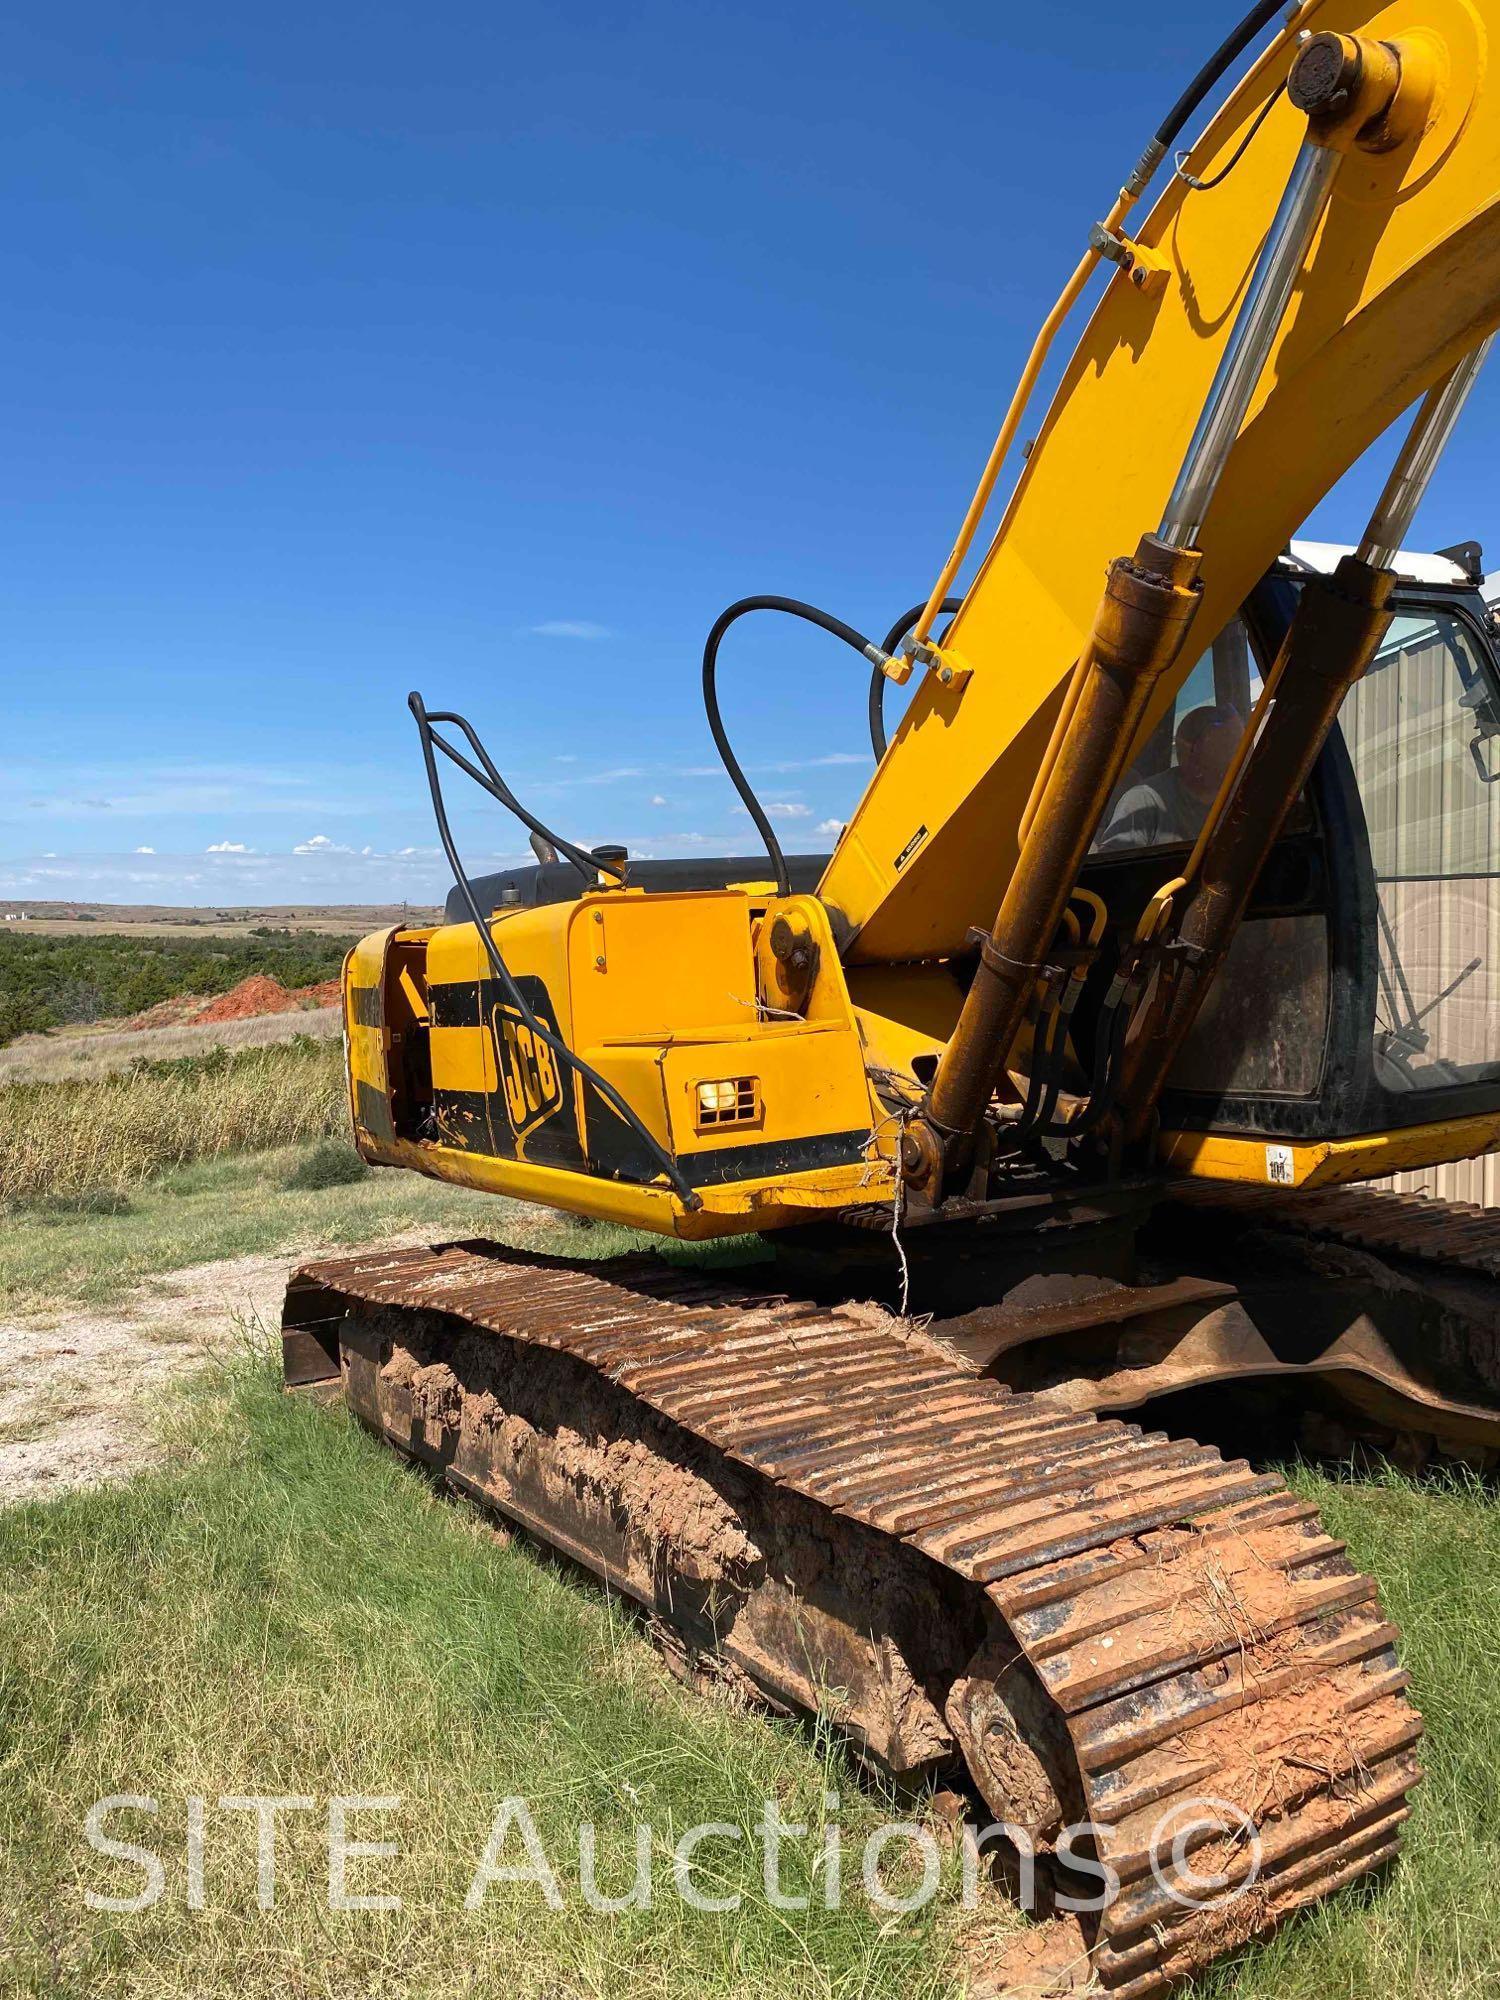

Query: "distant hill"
left=0, top=901, right=441, bottom=937
left=0, top=909, right=439, bottom=1046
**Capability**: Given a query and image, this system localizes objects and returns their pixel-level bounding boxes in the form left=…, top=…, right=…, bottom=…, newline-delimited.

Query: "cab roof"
left=1282, top=537, right=1496, bottom=595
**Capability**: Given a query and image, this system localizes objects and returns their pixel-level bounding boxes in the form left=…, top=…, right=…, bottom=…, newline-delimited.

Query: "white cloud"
left=761, top=752, right=867, bottom=772
left=816, top=819, right=845, bottom=837
left=560, top=765, right=643, bottom=787
left=650, top=795, right=668, bottom=807
left=206, top=840, right=252, bottom=853
left=529, top=620, right=613, bottom=641
left=662, top=755, right=866, bottom=782
left=134, top=845, right=156, bottom=854
left=766, top=801, right=811, bottom=819
left=292, top=834, right=354, bottom=856
left=0, top=841, right=536, bottom=906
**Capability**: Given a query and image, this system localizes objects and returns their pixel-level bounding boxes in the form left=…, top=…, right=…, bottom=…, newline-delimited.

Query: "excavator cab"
left=1084, top=544, right=1500, bottom=1185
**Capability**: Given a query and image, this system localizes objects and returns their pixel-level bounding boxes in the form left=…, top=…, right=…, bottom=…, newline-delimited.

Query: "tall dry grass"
left=0, top=1003, right=343, bottom=1085
left=1, top=1036, right=348, bottom=1204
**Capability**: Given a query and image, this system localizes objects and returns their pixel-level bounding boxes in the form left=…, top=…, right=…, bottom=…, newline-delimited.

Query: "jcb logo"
left=491, top=1002, right=564, bottom=1140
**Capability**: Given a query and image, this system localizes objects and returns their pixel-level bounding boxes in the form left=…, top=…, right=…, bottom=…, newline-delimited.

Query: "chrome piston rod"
left=1160, top=138, right=1342, bottom=549
left=1357, top=337, right=1494, bottom=567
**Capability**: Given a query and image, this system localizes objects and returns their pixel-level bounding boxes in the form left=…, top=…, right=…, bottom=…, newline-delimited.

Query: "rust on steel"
left=285, top=1238, right=1422, bottom=1998
left=907, top=534, right=1203, bottom=1202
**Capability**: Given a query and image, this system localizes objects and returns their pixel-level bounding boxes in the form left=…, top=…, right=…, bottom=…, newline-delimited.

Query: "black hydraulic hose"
left=1153, top=0, right=1288, bottom=155
left=703, top=595, right=889, bottom=896
left=408, top=691, right=702, bottom=1209
left=410, top=705, right=602, bottom=885
left=1017, top=984, right=1069, bottom=1137
left=1030, top=981, right=1082, bottom=1139
left=1175, top=82, right=1285, bottom=190
left=868, top=596, right=965, bottom=761
left=1042, top=976, right=1137, bottom=1140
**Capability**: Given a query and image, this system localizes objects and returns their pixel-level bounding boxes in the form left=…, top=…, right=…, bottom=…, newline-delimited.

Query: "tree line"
left=0, top=930, right=355, bottom=1046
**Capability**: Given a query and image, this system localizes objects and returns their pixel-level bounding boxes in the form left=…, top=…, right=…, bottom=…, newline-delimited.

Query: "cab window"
left=1338, top=605, right=1500, bottom=1093
left=1090, top=611, right=1328, bottom=1101
left=1093, top=619, right=1259, bottom=856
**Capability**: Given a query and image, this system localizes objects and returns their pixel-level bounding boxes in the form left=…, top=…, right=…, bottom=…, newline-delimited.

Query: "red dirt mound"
left=186, top=974, right=342, bottom=1025
left=190, top=975, right=301, bottom=1023
left=122, top=974, right=343, bottom=1031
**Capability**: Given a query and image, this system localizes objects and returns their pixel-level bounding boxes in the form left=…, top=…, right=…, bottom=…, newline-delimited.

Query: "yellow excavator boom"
left=825, top=0, right=1500, bottom=963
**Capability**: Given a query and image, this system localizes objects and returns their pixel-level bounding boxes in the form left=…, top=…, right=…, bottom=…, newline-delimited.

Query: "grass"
left=0, top=1358, right=1497, bottom=1999
left=0, top=1037, right=348, bottom=1205
left=283, top=1137, right=374, bottom=1190
left=1, top=1142, right=556, bottom=1315
left=0, top=1004, right=342, bottom=1085
left=0, top=1282, right=1495, bottom=1995
left=1, top=1138, right=759, bottom=1318
left=0, top=1352, right=970, bottom=2000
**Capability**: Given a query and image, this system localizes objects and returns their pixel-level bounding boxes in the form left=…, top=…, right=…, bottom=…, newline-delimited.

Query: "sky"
left=6, top=0, right=1499, bottom=907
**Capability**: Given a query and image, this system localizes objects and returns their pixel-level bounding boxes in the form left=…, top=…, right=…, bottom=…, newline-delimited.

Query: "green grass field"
left=1, top=1338, right=1497, bottom=1998
left=0, top=1352, right=973, bottom=2000
left=3, top=1140, right=541, bottom=1316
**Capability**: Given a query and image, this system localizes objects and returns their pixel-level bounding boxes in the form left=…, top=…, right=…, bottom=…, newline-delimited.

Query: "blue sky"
left=6, top=0, right=1498, bottom=906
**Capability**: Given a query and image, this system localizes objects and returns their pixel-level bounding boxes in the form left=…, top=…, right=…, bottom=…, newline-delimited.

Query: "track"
left=285, top=1240, right=1421, bottom=1997
left=1173, top=1180, right=1500, bottom=1276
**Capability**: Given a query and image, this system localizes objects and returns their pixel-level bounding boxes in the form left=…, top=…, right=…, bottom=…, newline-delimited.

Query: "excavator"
left=282, top=2, right=1500, bottom=1990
